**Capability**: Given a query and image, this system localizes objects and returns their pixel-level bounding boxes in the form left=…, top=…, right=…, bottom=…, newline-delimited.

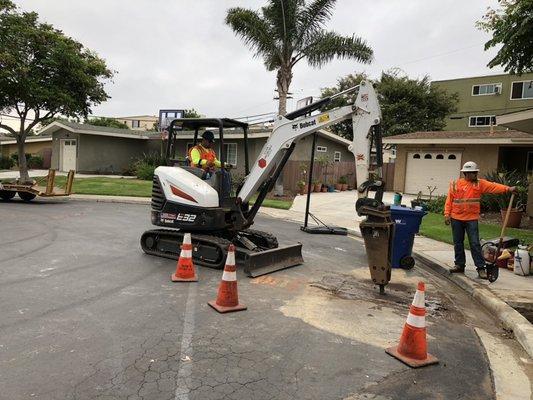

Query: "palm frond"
left=225, top=7, right=279, bottom=60
left=296, top=0, right=336, bottom=46
left=261, top=0, right=301, bottom=60
left=299, top=31, right=373, bottom=68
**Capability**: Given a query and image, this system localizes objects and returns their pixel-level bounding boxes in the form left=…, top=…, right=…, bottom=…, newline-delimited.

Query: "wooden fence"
left=283, top=160, right=395, bottom=191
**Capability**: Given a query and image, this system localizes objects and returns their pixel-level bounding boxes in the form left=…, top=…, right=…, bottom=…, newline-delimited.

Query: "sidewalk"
left=0, top=169, right=136, bottom=179
left=262, top=191, right=533, bottom=358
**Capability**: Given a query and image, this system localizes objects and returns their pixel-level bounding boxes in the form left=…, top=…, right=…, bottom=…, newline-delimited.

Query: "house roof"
left=38, top=121, right=160, bottom=139
left=497, top=108, right=533, bottom=134
left=0, top=135, right=52, bottom=145
left=382, top=130, right=533, bottom=145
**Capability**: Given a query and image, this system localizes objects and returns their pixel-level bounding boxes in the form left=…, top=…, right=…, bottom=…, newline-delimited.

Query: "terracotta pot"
left=335, top=183, right=342, bottom=191
left=314, top=184, right=322, bottom=192
left=341, top=184, right=348, bottom=191
left=321, top=186, right=327, bottom=192
left=500, top=208, right=523, bottom=228
left=298, top=186, right=305, bottom=195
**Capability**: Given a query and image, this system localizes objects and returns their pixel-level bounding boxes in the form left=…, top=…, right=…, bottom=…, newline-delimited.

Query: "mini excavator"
left=141, top=81, right=391, bottom=286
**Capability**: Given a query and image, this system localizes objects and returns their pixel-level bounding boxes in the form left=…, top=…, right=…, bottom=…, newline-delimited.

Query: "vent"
left=151, top=175, right=165, bottom=210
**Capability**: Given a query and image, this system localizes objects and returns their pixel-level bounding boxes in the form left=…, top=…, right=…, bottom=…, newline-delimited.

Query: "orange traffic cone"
left=171, top=233, right=198, bottom=282
left=208, top=244, right=247, bottom=313
left=385, top=282, right=438, bottom=368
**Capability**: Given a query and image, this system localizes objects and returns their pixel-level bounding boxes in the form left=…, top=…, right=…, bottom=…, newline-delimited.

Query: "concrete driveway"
left=0, top=200, right=520, bottom=399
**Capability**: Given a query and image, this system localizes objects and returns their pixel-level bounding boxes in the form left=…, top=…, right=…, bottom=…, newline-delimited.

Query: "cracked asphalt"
left=0, top=200, right=502, bottom=399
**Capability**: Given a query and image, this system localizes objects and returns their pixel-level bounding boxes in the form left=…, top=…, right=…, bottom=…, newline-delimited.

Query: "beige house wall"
left=115, top=116, right=158, bottom=131
left=1, top=140, right=52, bottom=157
left=393, top=144, right=499, bottom=192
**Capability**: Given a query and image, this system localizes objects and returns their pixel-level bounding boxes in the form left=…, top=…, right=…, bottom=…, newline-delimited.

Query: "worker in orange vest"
left=445, top=161, right=517, bottom=279
left=189, top=131, right=222, bottom=176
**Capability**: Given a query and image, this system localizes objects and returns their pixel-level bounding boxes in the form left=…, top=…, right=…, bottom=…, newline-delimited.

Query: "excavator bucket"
left=240, top=243, right=304, bottom=277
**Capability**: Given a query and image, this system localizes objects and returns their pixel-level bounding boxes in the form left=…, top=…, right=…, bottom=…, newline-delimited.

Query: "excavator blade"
left=241, top=243, right=304, bottom=277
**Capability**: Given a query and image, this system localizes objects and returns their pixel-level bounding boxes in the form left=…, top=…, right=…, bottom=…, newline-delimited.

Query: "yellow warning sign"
left=318, top=114, right=330, bottom=123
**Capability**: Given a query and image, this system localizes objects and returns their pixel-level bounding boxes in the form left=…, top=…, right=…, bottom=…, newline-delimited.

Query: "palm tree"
left=226, top=0, right=373, bottom=116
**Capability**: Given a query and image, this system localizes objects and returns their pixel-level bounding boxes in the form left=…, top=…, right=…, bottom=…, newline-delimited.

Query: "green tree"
left=226, top=0, right=373, bottom=116
left=85, top=117, right=129, bottom=129
left=477, top=0, right=533, bottom=75
left=320, top=72, right=458, bottom=139
left=184, top=109, right=203, bottom=118
left=0, top=1, right=112, bottom=182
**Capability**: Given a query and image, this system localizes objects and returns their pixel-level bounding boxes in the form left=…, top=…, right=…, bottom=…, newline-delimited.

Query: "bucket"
left=514, top=245, right=531, bottom=276
left=393, top=192, right=402, bottom=206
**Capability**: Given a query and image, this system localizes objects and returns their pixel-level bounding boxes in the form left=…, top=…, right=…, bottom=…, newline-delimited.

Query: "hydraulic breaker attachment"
left=359, top=206, right=394, bottom=294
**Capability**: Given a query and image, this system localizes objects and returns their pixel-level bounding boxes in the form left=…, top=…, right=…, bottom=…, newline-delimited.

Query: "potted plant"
left=313, top=179, right=321, bottom=192
left=296, top=180, right=307, bottom=195
left=483, top=170, right=528, bottom=228
left=500, top=194, right=525, bottom=228
left=327, top=183, right=335, bottom=192
left=339, top=175, right=348, bottom=191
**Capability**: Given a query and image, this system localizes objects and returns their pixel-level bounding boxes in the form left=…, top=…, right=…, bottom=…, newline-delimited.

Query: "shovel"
left=485, top=192, right=515, bottom=282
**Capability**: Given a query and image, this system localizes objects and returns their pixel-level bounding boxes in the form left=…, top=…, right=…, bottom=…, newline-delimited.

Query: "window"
left=413, top=154, right=420, bottom=159
left=448, top=154, right=456, bottom=160
left=224, top=143, right=237, bottom=165
left=472, top=83, right=502, bottom=96
left=132, top=120, right=140, bottom=128
left=424, top=154, right=432, bottom=159
left=333, top=151, right=341, bottom=162
left=469, top=115, right=496, bottom=127
left=511, top=81, right=533, bottom=100
left=316, top=146, right=327, bottom=152
left=436, top=154, right=444, bottom=159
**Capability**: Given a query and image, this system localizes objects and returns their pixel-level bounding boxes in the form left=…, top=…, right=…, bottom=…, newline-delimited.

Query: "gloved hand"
left=444, top=215, right=451, bottom=225
left=509, top=186, right=518, bottom=194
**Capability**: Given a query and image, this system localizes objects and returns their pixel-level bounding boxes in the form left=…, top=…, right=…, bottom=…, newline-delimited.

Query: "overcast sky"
left=11, top=0, right=503, bottom=122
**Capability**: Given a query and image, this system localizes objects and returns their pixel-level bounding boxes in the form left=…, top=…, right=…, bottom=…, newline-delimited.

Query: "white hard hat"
left=461, top=161, right=479, bottom=173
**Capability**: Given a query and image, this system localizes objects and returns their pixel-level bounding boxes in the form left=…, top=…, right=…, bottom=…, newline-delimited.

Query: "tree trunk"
left=274, top=65, right=293, bottom=196
left=16, top=135, right=30, bottom=183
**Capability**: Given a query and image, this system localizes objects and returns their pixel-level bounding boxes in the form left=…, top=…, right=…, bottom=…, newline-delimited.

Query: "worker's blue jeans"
left=451, top=219, right=485, bottom=269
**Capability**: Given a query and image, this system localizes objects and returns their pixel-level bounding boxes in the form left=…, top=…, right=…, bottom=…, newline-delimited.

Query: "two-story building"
left=385, top=73, right=533, bottom=196
left=113, top=115, right=159, bottom=131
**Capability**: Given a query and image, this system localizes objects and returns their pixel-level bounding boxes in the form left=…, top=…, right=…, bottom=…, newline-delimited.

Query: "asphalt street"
left=0, top=200, right=503, bottom=399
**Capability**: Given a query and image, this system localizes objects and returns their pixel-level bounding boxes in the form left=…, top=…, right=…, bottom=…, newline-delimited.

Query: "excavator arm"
left=238, top=80, right=383, bottom=213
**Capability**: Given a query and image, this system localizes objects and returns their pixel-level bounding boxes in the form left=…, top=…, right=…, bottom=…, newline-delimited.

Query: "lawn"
left=47, top=176, right=294, bottom=210
left=419, top=212, right=533, bottom=248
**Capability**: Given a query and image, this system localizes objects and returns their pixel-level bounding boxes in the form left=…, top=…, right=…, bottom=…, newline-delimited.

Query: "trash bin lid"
left=390, top=205, right=427, bottom=216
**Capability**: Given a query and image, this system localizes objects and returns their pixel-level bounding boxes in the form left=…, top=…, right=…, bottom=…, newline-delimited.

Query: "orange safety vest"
left=188, top=144, right=217, bottom=171
left=444, top=178, right=509, bottom=221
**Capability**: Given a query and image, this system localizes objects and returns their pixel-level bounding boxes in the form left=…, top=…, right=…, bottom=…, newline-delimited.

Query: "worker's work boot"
left=477, top=268, right=488, bottom=280
left=449, top=264, right=465, bottom=274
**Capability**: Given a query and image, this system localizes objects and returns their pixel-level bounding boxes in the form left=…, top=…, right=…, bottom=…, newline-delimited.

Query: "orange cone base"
left=208, top=300, right=247, bottom=313
left=385, top=345, right=439, bottom=368
left=171, top=273, right=198, bottom=282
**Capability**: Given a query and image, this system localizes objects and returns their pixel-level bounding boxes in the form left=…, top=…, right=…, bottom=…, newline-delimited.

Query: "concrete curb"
left=69, top=194, right=150, bottom=205
left=415, top=251, right=533, bottom=359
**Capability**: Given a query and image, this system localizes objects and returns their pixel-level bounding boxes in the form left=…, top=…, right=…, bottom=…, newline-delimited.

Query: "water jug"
left=514, top=245, right=530, bottom=276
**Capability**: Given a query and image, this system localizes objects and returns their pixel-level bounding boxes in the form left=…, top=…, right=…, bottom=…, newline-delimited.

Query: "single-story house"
left=383, top=130, right=533, bottom=196
left=38, top=122, right=358, bottom=184
left=0, top=135, right=53, bottom=167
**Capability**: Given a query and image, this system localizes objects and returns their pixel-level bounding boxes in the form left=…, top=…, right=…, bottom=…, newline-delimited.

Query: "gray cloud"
left=13, top=0, right=503, bottom=119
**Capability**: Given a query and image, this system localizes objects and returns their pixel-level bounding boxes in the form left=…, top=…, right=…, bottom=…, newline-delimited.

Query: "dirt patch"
left=480, top=212, right=530, bottom=230
left=310, top=273, right=453, bottom=320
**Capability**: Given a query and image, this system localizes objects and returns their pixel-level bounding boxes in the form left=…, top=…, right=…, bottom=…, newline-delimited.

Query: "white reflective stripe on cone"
left=181, top=249, right=192, bottom=258
left=226, top=251, right=235, bottom=265
left=406, top=313, right=426, bottom=328
left=222, top=270, right=237, bottom=281
left=183, top=233, right=192, bottom=244
left=412, top=290, right=425, bottom=308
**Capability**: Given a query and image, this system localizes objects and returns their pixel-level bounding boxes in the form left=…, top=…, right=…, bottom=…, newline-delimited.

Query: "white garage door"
left=404, top=151, right=461, bottom=196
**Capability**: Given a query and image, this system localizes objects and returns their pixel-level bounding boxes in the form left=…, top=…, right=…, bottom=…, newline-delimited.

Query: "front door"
left=61, top=139, right=77, bottom=172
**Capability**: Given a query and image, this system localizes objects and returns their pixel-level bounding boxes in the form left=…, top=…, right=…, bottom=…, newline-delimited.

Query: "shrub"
left=131, top=152, right=166, bottom=180
left=27, top=155, right=44, bottom=169
left=482, top=170, right=529, bottom=212
left=0, top=156, right=14, bottom=169
left=135, top=162, right=156, bottom=180
left=338, top=175, right=347, bottom=184
left=425, top=195, right=446, bottom=214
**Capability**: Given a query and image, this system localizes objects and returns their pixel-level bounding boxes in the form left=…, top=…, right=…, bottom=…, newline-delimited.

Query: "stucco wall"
left=1, top=140, right=52, bottom=157
left=51, top=130, right=80, bottom=170
left=393, top=144, right=500, bottom=192
left=290, top=135, right=352, bottom=162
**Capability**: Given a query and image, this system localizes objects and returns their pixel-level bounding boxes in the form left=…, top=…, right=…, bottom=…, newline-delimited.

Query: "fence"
left=283, top=160, right=395, bottom=191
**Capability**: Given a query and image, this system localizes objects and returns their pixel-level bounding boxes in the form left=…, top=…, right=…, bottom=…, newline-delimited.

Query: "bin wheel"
left=400, top=256, right=415, bottom=270
left=0, top=190, right=16, bottom=201
left=18, top=191, right=36, bottom=202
